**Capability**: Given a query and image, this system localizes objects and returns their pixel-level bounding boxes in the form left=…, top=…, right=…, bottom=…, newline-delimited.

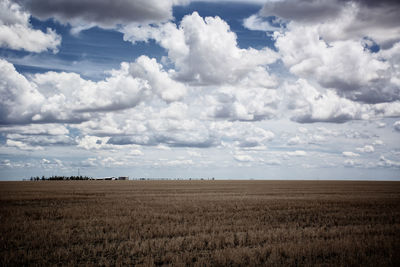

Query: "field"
left=1, top=180, right=399, bottom=266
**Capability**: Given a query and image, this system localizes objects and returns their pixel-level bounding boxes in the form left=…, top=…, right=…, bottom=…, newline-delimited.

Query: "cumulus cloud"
left=0, top=59, right=141, bottom=125
left=275, top=25, right=398, bottom=104
left=211, top=121, right=274, bottom=149
left=77, top=135, right=111, bottom=150
left=20, top=0, right=184, bottom=33
left=284, top=79, right=368, bottom=123
left=372, top=102, right=400, bottom=118
left=130, top=56, right=187, bottom=102
left=0, top=0, right=60, bottom=52
left=0, top=56, right=187, bottom=125
left=123, top=12, right=281, bottom=122
left=206, top=85, right=280, bottom=121
left=0, top=59, right=47, bottom=125
left=123, top=12, right=279, bottom=85
left=243, top=0, right=400, bottom=107
left=33, top=64, right=149, bottom=113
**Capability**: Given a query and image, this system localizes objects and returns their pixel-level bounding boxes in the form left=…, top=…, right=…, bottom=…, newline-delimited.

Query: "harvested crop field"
left=1, top=180, right=399, bottom=266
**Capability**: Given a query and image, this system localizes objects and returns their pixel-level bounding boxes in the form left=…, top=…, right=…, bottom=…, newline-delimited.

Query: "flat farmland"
left=1, top=180, right=399, bottom=266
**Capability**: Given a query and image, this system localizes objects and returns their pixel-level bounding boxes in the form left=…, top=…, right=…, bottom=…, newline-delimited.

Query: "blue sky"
left=0, top=0, right=400, bottom=180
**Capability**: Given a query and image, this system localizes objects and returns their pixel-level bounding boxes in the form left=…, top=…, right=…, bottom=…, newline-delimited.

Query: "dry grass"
left=1, top=180, right=399, bottom=266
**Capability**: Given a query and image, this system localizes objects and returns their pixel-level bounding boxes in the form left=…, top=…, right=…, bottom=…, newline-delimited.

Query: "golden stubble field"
left=1, top=180, right=399, bottom=266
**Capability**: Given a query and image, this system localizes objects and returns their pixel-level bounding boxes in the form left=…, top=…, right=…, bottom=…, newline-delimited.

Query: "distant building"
left=118, top=176, right=128, bottom=180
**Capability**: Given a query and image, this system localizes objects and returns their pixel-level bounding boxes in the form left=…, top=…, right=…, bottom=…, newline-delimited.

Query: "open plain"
left=1, top=180, right=399, bottom=266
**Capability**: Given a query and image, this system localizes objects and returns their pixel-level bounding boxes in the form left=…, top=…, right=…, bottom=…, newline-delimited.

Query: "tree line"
left=30, top=175, right=93, bottom=181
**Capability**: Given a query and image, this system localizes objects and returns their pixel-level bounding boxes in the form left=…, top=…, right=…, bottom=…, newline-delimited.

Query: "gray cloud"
left=6, top=133, right=75, bottom=146
left=107, top=134, right=218, bottom=148
left=394, top=121, right=400, bottom=132
left=20, top=0, right=179, bottom=29
left=260, top=0, right=400, bottom=48
left=261, top=0, right=400, bottom=24
left=260, top=0, right=343, bottom=23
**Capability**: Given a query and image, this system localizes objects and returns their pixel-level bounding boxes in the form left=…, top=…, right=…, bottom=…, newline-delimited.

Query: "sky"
left=0, top=0, right=399, bottom=180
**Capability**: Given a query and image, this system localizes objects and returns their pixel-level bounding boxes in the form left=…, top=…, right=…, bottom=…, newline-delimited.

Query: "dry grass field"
left=1, top=180, right=399, bottom=266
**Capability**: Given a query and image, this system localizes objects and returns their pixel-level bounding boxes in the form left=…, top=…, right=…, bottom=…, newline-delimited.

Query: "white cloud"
left=0, top=159, right=12, bottom=168
left=284, top=79, right=368, bottom=123
left=212, top=122, right=275, bottom=148
left=356, top=145, right=375, bottom=153
left=298, top=127, right=308, bottom=133
left=342, top=151, right=360, bottom=157
left=373, top=140, right=384, bottom=146
left=206, top=85, right=280, bottom=121
left=260, top=158, right=282, bottom=166
left=252, top=1, right=400, bottom=108
left=233, top=154, right=255, bottom=162
left=376, top=122, right=386, bottom=128
left=243, top=14, right=280, bottom=32
left=123, top=12, right=279, bottom=85
left=287, top=150, right=307, bottom=157
left=33, top=64, right=149, bottom=113
left=344, top=159, right=361, bottom=168
left=130, top=56, right=187, bottom=102
left=6, top=139, right=44, bottom=151
left=160, top=102, right=188, bottom=120
left=372, top=102, right=400, bottom=118
left=287, top=136, right=302, bottom=145
left=6, top=133, right=74, bottom=147
left=0, top=56, right=188, bottom=126
left=275, top=25, right=398, bottom=104
left=187, top=151, right=202, bottom=157
left=378, top=156, right=400, bottom=168
left=0, top=59, right=46, bottom=124
left=162, top=159, right=194, bottom=167
left=128, top=149, right=144, bottom=156
left=0, top=0, right=60, bottom=52
left=76, top=136, right=111, bottom=150
left=0, top=124, right=69, bottom=136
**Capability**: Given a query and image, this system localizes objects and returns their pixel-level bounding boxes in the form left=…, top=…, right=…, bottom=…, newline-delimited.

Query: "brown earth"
left=1, top=180, right=399, bottom=266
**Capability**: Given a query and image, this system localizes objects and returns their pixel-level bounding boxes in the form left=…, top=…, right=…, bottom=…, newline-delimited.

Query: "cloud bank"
left=1, top=1, right=399, bottom=179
